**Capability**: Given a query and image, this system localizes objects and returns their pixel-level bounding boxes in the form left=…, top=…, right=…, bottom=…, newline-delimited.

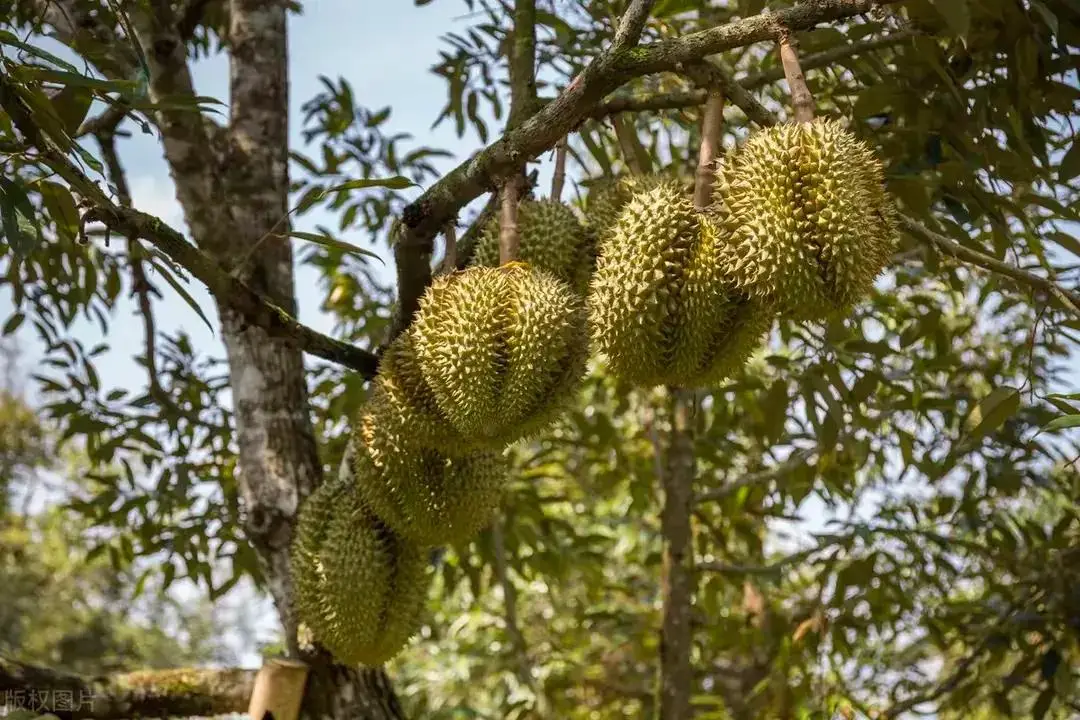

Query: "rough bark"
left=658, top=389, right=696, bottom=720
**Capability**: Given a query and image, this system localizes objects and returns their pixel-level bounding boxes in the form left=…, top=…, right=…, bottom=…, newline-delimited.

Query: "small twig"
left=899, top=216, right=1080, bottom=319
left=684, top=60, right=777, bottom=128
left=776, top=24, right=815, bottom=123
left=550, top=137, right=568, bottom=200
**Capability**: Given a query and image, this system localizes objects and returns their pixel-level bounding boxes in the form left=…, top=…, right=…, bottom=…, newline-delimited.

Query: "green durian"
left=588, top=180, right=773, bottom=388
left=711, top=119, right=897, bottom=319
left=472, top=199, right=591, bottom=289
left=351, top=396, right=507, bottom=547
left=292, top=480, right=429, bottom=667
left=582, top=174, right=685, bottom=239
left=410, top=263, right=587, bottom=448
left=368, top=333, right=461, bottom=453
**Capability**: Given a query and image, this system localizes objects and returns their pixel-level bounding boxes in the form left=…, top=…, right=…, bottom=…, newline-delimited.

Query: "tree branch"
left=0, top=657, right=255, bottom=720
left=899, top=217, right=1080, bottom=318
left=0, top=73, right=380, bottom=379
left=684, top=60, right=778, bottom=128
left=590, top=28, right=917, bottom=119
left=388, top=0, right=895, bottom=342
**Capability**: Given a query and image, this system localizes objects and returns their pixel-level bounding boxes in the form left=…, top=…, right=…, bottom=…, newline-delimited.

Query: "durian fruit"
left=588, top=180, right=773, bottom=388
left=292, top=479, right=430, bottom=667
left=582, top=174, right=685, bottom=239
left=410, top=263, right=587, bottom=448
left=351, top=396, right=507, bottom=546
left=711, top=119, right=897, bottom=319
left=368, top=333, right=460, bottom=453
left=472, top=199, right=591, bottom=289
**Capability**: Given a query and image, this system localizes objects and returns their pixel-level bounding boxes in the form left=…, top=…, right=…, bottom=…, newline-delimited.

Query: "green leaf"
left=0, top=177, right=41, bottom=254
left=287, top=230, right=385, bottom=264
left=323, top=176, right=416, bottom=194
left=15, top=66, right=140, bottom=94
left=963, top=386, right=1020, bottom=442
left=38, top=181, right=81, bottom=242
left=49, top=85, right=94, bottom=135
left=1040, top=414, right=1080, bottom=433
left=148, top=259, right=215, bottom=335
left=0, top=30, right=80, bottom=72
left=2, top=312, right=25, bottom=335
left=932, top=0, right=970, bottom=38
left=1059, top=139, right=1080, bottom=183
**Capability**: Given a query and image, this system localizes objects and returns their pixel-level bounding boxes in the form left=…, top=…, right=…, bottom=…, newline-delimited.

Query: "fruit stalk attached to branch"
left=776, top=24, right=815, bottom=123
left=694, top=91, right=726, bottom=210
left=442, top=222, right=458, bottom=274
left=551, top=136, right=569, bottom=201
left=499, top=174, right=525, bottom=265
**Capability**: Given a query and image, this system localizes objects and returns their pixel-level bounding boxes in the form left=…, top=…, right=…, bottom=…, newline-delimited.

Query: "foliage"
left=0, top=0, right=1079, bottom=718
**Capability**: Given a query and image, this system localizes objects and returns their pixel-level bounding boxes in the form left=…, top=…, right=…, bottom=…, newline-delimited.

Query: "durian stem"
left=777, top=26, right=815, bottom=123
left=550, top=136, right=568, bottom=200
left=611, top=114, right=649, bottom=176
left=694, top=90, right=726, bottom=211
left=498, top=174, right=524, bottom=264
left=442, top=222, right=457, bottom=273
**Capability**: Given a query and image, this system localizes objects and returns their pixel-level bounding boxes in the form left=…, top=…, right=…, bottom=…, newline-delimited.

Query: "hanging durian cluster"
left=587, top=118, right=896, bottom=388
left=589, top=180, right=773, bottom=387
left=293, top=260, right=588, bottom=666
left=291, top=106, right=897, bottom=667
left=710, top=119, right=897, bottom=319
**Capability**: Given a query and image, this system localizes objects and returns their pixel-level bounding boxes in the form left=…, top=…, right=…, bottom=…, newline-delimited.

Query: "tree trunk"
left=142, top=1, right=406, bottom=716
left=657, top=388, right=696, bottom=720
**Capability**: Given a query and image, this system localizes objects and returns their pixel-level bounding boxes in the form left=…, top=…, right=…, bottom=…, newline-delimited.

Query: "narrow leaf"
left=287, top=230, right=385, bottom=264
left=963, top=386, right=1020, bottom=442
left=148, top=259, right=215, bottom=334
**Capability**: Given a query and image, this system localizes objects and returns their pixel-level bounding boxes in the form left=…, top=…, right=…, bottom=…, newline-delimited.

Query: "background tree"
left=1, top=1, right=1079, bottom=719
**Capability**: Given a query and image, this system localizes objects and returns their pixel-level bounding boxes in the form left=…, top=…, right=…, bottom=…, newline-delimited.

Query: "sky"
left=2, top=0, right=1077, bottom=682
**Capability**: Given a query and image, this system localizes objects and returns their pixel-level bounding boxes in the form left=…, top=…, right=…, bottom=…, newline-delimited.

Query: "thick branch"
left=491, top=519, right=536, bottom=693
left=391, top=1, right=895, bottom=329
left=0, top=658, right=254, bottom=720
left=591, top=29, right=917, bottom=119
left=0, top=74, right=379, bottom=378
left=658, top=389, right=697, bottom=720
left=508, top=0, right=539, bottom=127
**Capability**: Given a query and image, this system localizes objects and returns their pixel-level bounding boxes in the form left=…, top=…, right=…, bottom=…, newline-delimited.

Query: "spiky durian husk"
left=711, top=119, right=897, bottom=319
left=351, top=397, right=507, bottom=546
left=472, top=199, right=591, bottom=289
left=292, top=480, right=429, bottom=666
left=582, top=174, right=684, bottom=238
left=410, top=263, right=587, bottom=447
left=368, top=333, right=461, bottom=453
left=588, top=181, right=772, bottom=388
